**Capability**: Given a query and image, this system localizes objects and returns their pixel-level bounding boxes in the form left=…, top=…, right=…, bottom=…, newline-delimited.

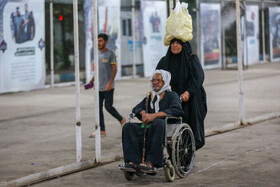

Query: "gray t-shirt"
left=98, top=49, right=117, bottom=91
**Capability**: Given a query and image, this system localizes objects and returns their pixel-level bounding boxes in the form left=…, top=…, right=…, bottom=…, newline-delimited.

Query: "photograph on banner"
left=200, top=3, right=221, bottom=69
left=269, top=7, right=280, bottom=62
left=244, top=5, right=259, bottom=65
left=84, top=0, right=120, bottom=82
left=0, top=0, right=45, bottom=93
left=98, top=5, right=119, bottom=52
left=141, top=0, right=167, bottom=77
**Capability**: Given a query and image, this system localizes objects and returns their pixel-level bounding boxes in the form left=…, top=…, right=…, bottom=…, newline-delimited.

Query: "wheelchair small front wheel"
left=164, top=164, right=175, bottom=182
left=124, top=171, right=135, bottom=181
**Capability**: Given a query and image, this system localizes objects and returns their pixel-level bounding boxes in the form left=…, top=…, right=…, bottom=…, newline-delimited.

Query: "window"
left=122, top=19, right=126, bottom=36
left=128, top=18, right=132, bottom=36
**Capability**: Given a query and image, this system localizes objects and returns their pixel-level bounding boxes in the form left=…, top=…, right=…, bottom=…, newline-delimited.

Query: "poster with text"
left=0, top=0, right=45, bottom=93
left=200, top=3, right=221, bottom=69
left=269, top=7, right=280, bottom=62
left=245, top=5, right=259, bottom=65
left=141, top=0, right=167, bottom=77
left=84, top=0, right=120, bottom=82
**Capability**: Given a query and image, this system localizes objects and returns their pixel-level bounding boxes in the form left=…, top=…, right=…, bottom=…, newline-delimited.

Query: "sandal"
left=120, top=162, right=138, bottom=172
left=89, top=131, right=106, bottom=138
left=138, top=161, right=153, bottom=171
left=139, top=161, right=156, bottom=174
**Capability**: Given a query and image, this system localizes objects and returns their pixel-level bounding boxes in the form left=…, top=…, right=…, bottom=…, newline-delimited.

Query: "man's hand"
left=105, top=82, right=113, bottom=91
left=142, top=113, right=156, bottom=124
left=106, top=64, right=117, bottom=91
left=180, top=91, right=190, bottom=102
left=89, top=76, right=94, bottom=84
left=140, top=110, right=167, bottom=124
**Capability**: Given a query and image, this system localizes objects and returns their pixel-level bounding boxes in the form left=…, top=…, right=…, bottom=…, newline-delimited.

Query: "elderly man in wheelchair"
left=121, top=70, right=196, bottom=181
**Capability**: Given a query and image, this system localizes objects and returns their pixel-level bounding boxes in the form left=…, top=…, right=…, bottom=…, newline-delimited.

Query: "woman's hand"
left=180, top=91, right=190, bottom=102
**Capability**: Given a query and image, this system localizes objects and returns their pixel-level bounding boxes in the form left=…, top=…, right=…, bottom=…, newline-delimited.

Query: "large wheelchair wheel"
left=171, top=123, right=195, bottom=178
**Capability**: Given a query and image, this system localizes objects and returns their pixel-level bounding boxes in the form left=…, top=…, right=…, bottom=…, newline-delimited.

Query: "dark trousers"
left=122, top=119, right=166, bottom=167
left=99, top=89, right=123, bottom=131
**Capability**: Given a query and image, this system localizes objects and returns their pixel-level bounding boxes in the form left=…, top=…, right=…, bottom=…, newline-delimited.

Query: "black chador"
left=156, top=39, right=207, bottom=150
left=122, top=91, right=183, bottom=168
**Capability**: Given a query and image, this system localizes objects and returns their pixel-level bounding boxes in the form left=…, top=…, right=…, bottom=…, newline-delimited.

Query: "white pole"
left=221, top=0, right=225, bottom=69
left=235, top=0, right=245, bottom=123
left=92, top=0, right=101, bottom=163
left=50, top=0, right=54, bottom=87
left=73, top=0, right=82, bottom=162
left=243, top=1, right=248, bottom=68
left=261, top=0, right=266, bottom=63
left=132, top=0, right=136, bottom=78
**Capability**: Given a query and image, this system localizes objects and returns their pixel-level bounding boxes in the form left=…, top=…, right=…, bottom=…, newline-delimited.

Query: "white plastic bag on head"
left=174, top=2, right=188, bottom=14
left=164, top=2, right=193, bottom=46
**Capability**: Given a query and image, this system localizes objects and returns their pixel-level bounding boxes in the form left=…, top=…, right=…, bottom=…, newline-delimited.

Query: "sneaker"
left=89, top=131, right=106, bottom=138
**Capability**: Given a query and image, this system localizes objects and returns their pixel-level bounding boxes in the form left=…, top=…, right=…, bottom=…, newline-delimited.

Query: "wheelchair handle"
left=128, top=113, right=135, bottom=123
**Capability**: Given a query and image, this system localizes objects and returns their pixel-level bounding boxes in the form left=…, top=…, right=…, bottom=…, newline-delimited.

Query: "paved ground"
left=34, top=118, right=280, bottom=187
left=0, top=62, right=280, bottom=184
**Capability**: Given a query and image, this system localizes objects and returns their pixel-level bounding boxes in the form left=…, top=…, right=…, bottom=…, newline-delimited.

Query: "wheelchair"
left=120, top=114, right=196, bottom=182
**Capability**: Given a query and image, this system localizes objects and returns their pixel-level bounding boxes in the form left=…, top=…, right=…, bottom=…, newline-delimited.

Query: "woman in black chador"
left=122, top=70, right=183, bottom=172
left=156, top=38, right=207, bottom=150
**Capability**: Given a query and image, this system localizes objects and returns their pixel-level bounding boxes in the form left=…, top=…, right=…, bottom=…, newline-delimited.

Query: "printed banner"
left=269, top=7, right=280, bottom=62
left=141, top=0, right=167, bottom=77
left=0, top=0, right=45, bottom=93
left=200, top=3, right=221, bottom=69
left=245, top=5, right=259, bottom=65
left=84, top=0, right=120, bottom=82
left=120, top=10, right=142, bottom=67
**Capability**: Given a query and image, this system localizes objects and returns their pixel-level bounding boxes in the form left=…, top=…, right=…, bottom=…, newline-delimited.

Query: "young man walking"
left=89, top=33, right=126, bottom=137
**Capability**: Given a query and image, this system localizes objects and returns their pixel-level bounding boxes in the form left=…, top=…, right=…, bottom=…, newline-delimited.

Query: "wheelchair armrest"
left=165, top=116, right=182, bottom=125
left=165, top=116, right=182, bottom=138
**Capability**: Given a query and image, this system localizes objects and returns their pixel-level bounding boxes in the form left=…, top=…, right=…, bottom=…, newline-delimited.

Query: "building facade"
left=1, top=0, right=280, bottom=93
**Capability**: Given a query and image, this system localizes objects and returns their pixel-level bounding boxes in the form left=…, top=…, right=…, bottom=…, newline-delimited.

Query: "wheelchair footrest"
left=119, top=165, right=136, bottom=172
left=139, top=167, right=157, bottom=174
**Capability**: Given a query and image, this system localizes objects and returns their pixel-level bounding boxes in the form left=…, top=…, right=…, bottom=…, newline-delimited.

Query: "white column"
left=92, top=0, right=101, bottom=163
left=261, top=0, right=266, bottom=63
left=73, top=0, right=82, bottom=162
left=196, top=0, right=200, bottom=59
left=235, top=0, right=246, bottom=122
left=132, top=0, right=136, bottom=78
left=221, top=0, right=225, bottom=69
left=50, top=0, right=54, bottom=87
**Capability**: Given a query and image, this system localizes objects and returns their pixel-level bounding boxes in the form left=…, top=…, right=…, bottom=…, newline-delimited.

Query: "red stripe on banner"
left=104, top=7, right=108, bottom=33
left=273, top=48, right=280, bottom=55
left=204, top=52, right=219, bottom=60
